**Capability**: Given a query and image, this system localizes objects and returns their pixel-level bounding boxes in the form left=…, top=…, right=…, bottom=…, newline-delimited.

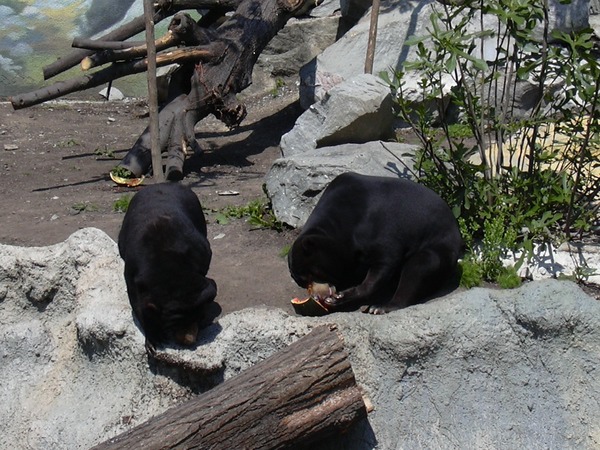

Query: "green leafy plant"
left=71, top=202, right=98, bottom=214
left=383, top=0, right=599, bottom=289
left=218, top=199, right=285, bottom=231
left=113, top=194, right=132, bottom=213
left=56, top=138, right=80, bottom=148
left=110, top=166, right=135, bottom=179
left=94, top=146, right=116, bottom=159
left=497, top=266, right=522, bottom=289
left=459, top=256, right=483, bottom=288
left=270, top=78, right=286, bottom=97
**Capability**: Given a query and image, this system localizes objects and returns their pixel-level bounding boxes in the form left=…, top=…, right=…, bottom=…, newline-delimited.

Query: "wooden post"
left=364, top=0, right=381, bottom=74
left=91, top=325, right=368, bottom=449
left=144, top=0, right=165, bottom=182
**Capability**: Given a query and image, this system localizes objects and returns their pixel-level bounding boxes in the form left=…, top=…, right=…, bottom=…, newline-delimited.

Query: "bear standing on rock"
left=118, top=182, right=218, bottom=353
left=288, top=172, right=463, bottom=314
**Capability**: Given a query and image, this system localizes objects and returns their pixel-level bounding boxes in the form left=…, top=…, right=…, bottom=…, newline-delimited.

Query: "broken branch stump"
left=91, top=324, right=367, bottom=449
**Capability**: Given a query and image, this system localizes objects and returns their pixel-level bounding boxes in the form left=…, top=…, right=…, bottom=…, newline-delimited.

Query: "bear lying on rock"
left=118, top=182, right=218, bottom=353
left=288, top=172, right=463, bottom=314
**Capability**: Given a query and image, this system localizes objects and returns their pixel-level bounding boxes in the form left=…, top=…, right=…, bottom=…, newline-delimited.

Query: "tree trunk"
left=91, top=325, right=368, bottom=450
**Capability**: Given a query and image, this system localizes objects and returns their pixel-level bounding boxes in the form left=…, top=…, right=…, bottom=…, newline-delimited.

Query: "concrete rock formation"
left=2, top=229, right=600, bottom=449
left=265, top=141, right=418, bottom=228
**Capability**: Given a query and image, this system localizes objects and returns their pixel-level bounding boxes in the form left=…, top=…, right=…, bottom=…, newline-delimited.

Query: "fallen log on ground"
left=91, top=324, right=368, bottom=450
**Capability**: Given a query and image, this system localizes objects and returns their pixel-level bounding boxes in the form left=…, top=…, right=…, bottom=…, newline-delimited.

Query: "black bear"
left=288, top=172, right=463, bottom=314
left=118, top=182, right=218, bottom=353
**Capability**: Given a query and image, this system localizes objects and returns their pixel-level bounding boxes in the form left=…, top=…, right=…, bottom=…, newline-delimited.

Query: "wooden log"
left=43, top=13, right=164, bottom=80
left=91, top=324, right=368, bottom=449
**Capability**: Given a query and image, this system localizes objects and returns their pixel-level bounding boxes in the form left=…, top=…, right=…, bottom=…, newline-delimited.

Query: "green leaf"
left=404, top=34, right=428, bottom=47
left=215, top=213, right=229, bottom=225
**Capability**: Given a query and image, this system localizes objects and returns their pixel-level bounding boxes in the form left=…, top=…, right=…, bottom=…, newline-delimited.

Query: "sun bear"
left=288, top=172, right=463, bottom=314
left=118, top=182, right=218, bottom=353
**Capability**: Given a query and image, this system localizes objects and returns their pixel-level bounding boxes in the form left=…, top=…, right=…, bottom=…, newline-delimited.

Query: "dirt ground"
left=0, top=89, right=308, bottom=316
left=2, top=88, right=599, bottom=319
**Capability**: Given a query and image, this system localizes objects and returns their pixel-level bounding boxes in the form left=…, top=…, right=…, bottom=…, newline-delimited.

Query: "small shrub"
left=497, top=266, right=522, bottom=289
left=459, top=256, right=483, bottom=288
left=383, top=0, right=599, bottom=291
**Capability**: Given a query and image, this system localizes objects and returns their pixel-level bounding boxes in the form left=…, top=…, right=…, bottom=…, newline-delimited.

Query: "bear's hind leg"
left=362, top=248, right=453, bottom=314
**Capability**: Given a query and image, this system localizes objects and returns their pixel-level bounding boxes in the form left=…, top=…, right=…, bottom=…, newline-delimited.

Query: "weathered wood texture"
left=91, top=325, right=367, bottom=450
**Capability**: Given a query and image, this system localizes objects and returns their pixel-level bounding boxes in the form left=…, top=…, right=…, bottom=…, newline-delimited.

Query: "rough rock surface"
left=299, top=0, right=591, bottom=107
left=265, top=141, right=418, bottom=227
left=2, top=228, right=600, bottom=449
left=281, top=73, right=395, bottom=156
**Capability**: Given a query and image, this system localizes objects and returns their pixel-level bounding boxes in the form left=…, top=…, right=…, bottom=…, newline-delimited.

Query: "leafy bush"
left=383, top=0, right=599, bottom=287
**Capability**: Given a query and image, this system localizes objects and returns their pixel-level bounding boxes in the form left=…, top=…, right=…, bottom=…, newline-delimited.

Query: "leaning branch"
left=44, top=12, right=167, bottom=80
left=72, top=37, right=145, bottom=50
left=80, top=13, right=215, bottom=71
left=80, top=32, right=180, bottom=71
left=10, top=43, right=222, bottom=110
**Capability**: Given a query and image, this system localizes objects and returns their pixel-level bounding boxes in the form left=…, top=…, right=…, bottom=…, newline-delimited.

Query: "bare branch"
left=81, top=32, right=180, bottom=70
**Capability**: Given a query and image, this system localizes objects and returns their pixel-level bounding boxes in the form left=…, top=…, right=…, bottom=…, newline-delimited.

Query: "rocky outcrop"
left=2, top=229, right=600, bottom=449
left=299, top=0, right=591, bottom=107
left=280, top=73, right=395, bottom=156
left=265, top=141, right=418, bottom=227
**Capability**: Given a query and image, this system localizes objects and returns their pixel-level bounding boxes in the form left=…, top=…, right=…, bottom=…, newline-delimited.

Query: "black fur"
left=118, top=183, right=217, bottom=351
left=288, top=172, right=463, bottom=314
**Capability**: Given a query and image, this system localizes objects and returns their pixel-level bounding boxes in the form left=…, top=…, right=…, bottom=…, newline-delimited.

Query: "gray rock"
left=282, top=73, right=395, bottom=156
left=300, top=0, right=591, bottom=107
left=257, top=16, right=340, bottom=78
left=247, top=2, right=340, bottom=98
left=2, top=230, right=600, bottom=449
left=98, top=86, right=124, bottom=101
left=265, top=141, right=418, bottom=227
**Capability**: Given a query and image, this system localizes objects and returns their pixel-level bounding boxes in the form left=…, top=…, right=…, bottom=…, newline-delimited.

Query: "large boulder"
left=2, top=229, right=600, bottom=449
left=265, top=141, right=418, bottom=228
left=299, top=0, right=591, bottom=107
left=281, top=73, right=395, bottom=156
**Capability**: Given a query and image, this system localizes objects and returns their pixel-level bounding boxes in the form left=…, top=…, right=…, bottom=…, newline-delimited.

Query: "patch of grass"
left=94, top=146, right=117, bottom=159
left=459, top=257, right=483, bottom=289
left=113, top=194, right=132, bottom=213
left=219, top=199, right=285, bottom=231
left=497, top=267, right=522, bottom=289
left=71, top=202, right=98, bottom=214
left=270, top=78, right=286, bottom=97
left=279, top=244, right=291, bottom=258
left=56, top=139, right=80, bottom=148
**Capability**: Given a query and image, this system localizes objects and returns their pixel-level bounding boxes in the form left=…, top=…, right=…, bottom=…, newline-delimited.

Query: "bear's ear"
left=299, top=235, right=333, bottom=254
left=143, top=215, right=175, bottom=247
left=299, top=235, right=317, bottom=253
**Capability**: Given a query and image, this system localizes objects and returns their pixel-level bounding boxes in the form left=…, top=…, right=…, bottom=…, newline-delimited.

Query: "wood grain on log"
left=91, top=325, right=368, bottom=450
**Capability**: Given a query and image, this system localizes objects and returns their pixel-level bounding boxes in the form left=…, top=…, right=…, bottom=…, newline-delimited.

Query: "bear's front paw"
left=323, top=292, right=344, bottom=307
left=360, top=304, right=390, bottom=315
